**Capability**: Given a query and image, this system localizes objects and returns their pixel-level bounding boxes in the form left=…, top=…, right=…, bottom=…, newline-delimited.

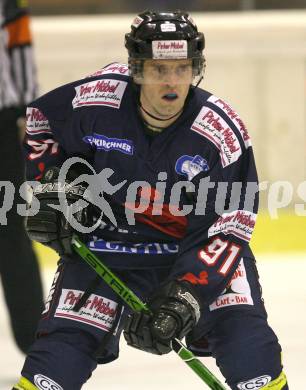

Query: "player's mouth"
left=162, top=93, right=178, bottom=102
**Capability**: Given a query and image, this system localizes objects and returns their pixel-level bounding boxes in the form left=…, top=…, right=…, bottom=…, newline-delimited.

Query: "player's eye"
left=153, top=65, right=167, bottom=75
left=177, top=65, right=191, bottom=75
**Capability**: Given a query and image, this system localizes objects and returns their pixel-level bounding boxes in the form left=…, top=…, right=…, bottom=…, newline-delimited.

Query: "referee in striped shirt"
left=0, top=0, right=43, bottom=353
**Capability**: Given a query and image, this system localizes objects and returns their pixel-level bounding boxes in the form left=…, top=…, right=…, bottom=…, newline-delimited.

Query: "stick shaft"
left=171, top=339, right=227, bottom=390
left=72, top=236, right=148, bottom=312
left=71, top=235, right=227, bottom=390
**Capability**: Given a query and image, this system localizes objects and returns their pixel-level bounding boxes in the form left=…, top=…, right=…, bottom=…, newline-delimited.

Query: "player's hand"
left=26, top=166, right=90, bottom=255
left=123, top=280, right=201, bottom=355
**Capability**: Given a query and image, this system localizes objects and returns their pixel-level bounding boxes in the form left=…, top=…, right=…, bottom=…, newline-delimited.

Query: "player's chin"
left=167, top=103, right=184, bottom=115
left=160, top=105, right=180, bottom=116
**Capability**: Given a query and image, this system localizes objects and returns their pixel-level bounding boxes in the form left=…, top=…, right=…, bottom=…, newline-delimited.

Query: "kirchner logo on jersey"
left=175, top=154, right=209, bottom=180
left=83, top=133, right=134, bottom=155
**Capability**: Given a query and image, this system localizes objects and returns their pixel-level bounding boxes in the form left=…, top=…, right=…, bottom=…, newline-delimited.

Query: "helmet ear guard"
left=125, top=10, right=206, bottom=84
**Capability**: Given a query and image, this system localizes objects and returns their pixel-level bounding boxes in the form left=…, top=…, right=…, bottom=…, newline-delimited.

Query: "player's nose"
left=161, top=70, right=180, bottom=87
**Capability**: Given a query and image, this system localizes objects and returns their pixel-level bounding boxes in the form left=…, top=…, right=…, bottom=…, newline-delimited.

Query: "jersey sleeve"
left=168, top=102, right=258, bottom=307
left=23, top=83, right=93, bottom=180
left=24, top=105, right=66, bottom=180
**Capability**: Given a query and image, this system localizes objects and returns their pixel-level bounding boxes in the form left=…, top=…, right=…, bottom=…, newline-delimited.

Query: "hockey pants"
left=19, top=256, right=288, bottom=389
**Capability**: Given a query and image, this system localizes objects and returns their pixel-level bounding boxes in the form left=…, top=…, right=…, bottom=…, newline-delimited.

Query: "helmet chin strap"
left=140, top=102, right=183, bottom=122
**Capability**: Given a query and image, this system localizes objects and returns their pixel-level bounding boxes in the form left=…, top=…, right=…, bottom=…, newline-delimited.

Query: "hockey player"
left=13, top=11, right=288, bottom=390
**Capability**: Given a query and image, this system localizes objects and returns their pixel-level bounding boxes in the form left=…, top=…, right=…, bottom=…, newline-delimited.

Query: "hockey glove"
left=123, top=280, right=201, bottom=355
left=26, top=166, right=91, bottom=255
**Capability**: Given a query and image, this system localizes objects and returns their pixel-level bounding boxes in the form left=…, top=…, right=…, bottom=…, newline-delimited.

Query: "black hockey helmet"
left=125, top=10, right=205, bottom=81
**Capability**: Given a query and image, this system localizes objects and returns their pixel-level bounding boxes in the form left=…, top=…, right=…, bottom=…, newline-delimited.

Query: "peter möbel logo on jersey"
left=26, top=107, right=51, bottom=135
left=72, top=79, right=128, bottom=109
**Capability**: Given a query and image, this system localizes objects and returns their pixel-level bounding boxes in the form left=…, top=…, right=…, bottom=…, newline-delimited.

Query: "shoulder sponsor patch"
left=83, top=133, right=134, bottom=155
left=175, top=154, right=209, bottom=180
left=209, top=259, right=254, bottom=311
left=26, top=107, right=51, bottom=135
left=72, top=79, right=127, bottom=109
left=191, top=106, right=242, bottom=167
left=34, top=374, right=63, bottom=390
left=207, top=95, right=251, bottom=148
left=208, top=210, right=256, bottom=242
left=87, top=63, right=129, bottom=78
left=54, top=288, right=118, bottom=332
left=152, top=40, right=187, bottom=59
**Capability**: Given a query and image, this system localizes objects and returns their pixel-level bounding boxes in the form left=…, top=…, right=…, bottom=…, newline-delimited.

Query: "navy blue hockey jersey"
left=24, top=62, right=259, bottom=306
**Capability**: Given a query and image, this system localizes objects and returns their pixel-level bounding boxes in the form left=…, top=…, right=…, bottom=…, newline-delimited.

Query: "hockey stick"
left=71, top=235, right=227, bottom=390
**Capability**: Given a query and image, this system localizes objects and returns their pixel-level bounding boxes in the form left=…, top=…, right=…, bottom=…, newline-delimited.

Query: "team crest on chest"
left=175, top=154, right=209, bottom=180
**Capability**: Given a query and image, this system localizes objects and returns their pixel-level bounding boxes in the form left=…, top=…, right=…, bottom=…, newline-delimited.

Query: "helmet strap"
left=194, top=75, right=204, bottom=88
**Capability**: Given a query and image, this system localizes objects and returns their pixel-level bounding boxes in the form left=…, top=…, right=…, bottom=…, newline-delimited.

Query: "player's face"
left=140, top=59, right=193, bottom=119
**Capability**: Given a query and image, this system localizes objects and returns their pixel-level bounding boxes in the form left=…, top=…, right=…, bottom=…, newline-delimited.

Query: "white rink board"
left=0, top=255, right=305, bottom=389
